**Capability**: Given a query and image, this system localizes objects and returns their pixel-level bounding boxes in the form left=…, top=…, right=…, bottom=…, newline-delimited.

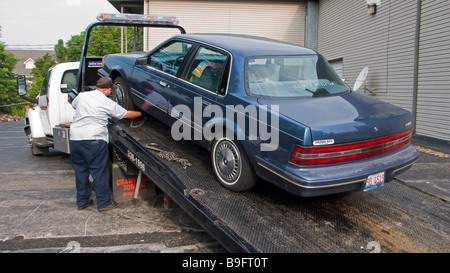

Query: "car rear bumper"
left=256, top=144, right=419, bottom=197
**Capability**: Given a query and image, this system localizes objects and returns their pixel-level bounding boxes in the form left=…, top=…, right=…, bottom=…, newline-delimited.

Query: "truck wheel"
left=112, top=77, right=135, bottom=110
left=211, top=137, right=256, bottom=192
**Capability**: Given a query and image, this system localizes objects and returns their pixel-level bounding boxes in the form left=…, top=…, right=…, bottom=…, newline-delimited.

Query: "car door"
left=170, top=45, right=230, bottom=142
left=130, top=40, right=193, bottom=123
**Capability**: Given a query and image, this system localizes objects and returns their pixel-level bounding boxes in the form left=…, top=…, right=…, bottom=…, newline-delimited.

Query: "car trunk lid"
left=258, top=92, right=413, bottom=145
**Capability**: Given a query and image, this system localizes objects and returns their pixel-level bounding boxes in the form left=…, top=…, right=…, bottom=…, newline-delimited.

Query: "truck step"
left=34, top=138, right=53, bottom=148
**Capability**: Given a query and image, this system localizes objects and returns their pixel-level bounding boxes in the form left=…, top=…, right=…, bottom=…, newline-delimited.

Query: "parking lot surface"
left=0, top=120, right=448, bottom=253
left=0, top=121, right=224, bottom=253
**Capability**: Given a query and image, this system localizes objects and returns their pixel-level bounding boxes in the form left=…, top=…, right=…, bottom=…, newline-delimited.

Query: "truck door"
left=58, top=68, right=78, bottom=124
left=39, top=69, right=52, bottom=136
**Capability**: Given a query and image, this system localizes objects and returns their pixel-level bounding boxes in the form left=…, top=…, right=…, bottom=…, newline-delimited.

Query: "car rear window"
left=245, top=55, right=349, bottom=98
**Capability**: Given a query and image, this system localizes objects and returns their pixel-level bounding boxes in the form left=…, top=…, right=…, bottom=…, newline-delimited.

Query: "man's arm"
left=123, top=110, right=143, bottom=119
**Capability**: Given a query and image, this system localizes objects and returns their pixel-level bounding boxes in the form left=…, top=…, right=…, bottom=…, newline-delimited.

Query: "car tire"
left=211, top=137, right=256, bottom=192
left=112, top=77, right=135, bottom=110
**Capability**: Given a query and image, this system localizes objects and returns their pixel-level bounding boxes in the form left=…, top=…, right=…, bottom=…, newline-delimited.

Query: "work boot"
left=78, top=199, right=94, bottom=210
left=98, top=202, right=118, bottom=212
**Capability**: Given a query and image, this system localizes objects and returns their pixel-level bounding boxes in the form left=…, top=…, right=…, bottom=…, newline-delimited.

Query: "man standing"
left=70, top=77, right=142, bottom=212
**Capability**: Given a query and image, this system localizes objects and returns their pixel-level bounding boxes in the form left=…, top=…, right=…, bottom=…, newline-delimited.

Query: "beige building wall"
left=143, top=0, right=306, bottom=50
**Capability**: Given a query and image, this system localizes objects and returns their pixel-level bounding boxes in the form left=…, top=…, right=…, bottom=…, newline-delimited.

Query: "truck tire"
left=211, top=137, right=256, bottom=192
left=112, top=77, right=135, bottom=110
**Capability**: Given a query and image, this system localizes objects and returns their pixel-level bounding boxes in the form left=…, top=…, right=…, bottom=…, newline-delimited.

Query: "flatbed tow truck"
left=74, top=14, right=448, bottom=253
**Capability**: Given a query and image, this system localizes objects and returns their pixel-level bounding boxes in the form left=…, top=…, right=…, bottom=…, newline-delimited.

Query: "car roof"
left=174, top=33, right=317, bottom=56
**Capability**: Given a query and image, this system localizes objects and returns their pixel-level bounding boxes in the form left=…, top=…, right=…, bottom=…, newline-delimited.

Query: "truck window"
left=185, top=47, right=229, bottom=94
left=60, top=69, right=78, bottom=93
left=148, top=41, right=192, bottom=76
left=40, top=69, right=52, bottom=97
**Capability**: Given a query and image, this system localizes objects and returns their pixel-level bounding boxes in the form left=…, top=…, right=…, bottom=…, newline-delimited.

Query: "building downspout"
left=144, top=0, right=150, bottom=51
left=121, top=6, right=124, bottom=53
left=412, top=0, right=422, bottom=134
left=305, top=1, right=319, bottom=51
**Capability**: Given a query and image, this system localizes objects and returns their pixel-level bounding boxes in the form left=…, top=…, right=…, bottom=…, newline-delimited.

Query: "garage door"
left=415, top=0, right=450, bottom=141
left=144, top=0, right=306, bottom=50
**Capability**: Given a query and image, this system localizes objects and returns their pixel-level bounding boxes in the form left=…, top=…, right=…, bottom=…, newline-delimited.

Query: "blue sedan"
left=100, top=34, right=419, bottom=197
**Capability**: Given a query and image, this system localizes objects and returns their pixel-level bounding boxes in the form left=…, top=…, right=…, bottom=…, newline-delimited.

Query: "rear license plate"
left=364, top=171, right=385, bottom=191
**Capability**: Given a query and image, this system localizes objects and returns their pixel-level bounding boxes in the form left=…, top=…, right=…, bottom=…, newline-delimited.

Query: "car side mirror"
left=135, top=57, right=148, bottom=66
left=67, top=89, right=77, bottom=104
left=17, top=75, right=38, bottom=104
left=17, top=75, right=27, bottom=96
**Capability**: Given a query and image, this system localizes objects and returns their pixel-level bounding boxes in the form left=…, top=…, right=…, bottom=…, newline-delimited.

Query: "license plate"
left=364, top=171, right=385, bottom=191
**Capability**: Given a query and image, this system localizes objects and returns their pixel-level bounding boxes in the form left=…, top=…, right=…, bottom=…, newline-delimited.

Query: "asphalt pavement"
left=0, top=120, right=224, bottom=253
left=0, top=120, right=448, bottom=253
left=397, top=135, right=450, bottom=202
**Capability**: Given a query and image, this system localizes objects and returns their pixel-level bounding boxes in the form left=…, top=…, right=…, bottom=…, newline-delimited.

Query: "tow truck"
left=73, top=13, right=257, bottom=252
left=17, top=13, right=448, bottom=253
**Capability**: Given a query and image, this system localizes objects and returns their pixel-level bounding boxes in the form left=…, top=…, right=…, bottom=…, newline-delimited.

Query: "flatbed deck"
left=109, top=116, right=449, bottom=253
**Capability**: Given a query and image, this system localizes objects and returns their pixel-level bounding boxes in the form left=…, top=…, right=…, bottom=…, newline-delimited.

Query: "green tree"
left=65, top=33, right=84, bottom=61
left=54, top=39, right=68, bottom=63
left=88, top=26, right=121, bottom=56
left=58, top=25, right=143, bottom=62
left=0, top=26, right=20, bottom=115
left=26, top=53, right=56, bottom=101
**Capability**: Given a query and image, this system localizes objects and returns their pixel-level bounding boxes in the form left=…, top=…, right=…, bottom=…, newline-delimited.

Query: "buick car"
left=99, top=33, right=419, bottom=197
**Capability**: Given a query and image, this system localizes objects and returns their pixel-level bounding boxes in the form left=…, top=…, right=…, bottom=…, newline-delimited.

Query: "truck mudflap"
left=107, top=119, right=257, bottom=253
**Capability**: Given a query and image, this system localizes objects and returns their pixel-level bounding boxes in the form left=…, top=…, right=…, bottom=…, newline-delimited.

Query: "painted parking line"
left=414, top=146, right=450, bottom=158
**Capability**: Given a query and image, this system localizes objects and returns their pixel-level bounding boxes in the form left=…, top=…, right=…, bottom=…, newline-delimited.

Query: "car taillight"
left=290, top=128, right=413, bottom=166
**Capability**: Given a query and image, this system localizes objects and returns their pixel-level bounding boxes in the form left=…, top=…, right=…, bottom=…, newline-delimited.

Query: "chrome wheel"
left=113, top=83, right=125, bottom=106
left=214, top=139, right=241, bottom=184
left=112, top=77, right=135, bottom=110
left=211, top=136, right=256, bottom=192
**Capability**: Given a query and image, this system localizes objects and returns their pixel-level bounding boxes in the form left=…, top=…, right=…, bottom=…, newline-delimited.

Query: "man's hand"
left=124, top=110, right=143, bottom=119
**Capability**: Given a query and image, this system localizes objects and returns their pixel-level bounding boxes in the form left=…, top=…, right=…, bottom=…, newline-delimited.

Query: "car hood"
left=104, top=52, right=147, bottom=66
left=257, top=92, right=413, bottom=145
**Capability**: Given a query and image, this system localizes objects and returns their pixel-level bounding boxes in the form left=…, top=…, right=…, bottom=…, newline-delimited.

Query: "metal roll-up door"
left=416, top=0, right=450, bottom=141
left=144, top=0, right=305, bottom=50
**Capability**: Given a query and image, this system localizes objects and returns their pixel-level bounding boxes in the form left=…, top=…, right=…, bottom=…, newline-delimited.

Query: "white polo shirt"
left=70, top=90, right=127, bottom=142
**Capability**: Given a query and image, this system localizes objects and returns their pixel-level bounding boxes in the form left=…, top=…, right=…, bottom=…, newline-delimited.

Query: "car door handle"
left=159, top=81, right=169, bottom=88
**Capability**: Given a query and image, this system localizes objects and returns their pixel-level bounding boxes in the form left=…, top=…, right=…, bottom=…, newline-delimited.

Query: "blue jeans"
left=70, top=140, right=111, bottom=209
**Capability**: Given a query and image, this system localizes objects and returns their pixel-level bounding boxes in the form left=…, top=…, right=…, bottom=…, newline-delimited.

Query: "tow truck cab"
left=17, top=62, right=79, bottom=155
left=15, top=13, right=185, bottom=156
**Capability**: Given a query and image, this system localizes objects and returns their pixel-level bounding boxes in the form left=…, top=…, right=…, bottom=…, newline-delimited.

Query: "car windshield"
left=246, top=55, right=349, bottom=98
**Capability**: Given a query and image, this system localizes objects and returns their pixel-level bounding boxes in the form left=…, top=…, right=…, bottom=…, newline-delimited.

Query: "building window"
left=24, top=58, right=35, bottom=70
left=329, top=58, right=344, bottom=80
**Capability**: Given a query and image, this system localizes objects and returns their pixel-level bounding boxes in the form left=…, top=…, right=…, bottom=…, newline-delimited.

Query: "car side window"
left=185, top=47, right=229, bottom=94
left=148, top=41, right=192, bottom=76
